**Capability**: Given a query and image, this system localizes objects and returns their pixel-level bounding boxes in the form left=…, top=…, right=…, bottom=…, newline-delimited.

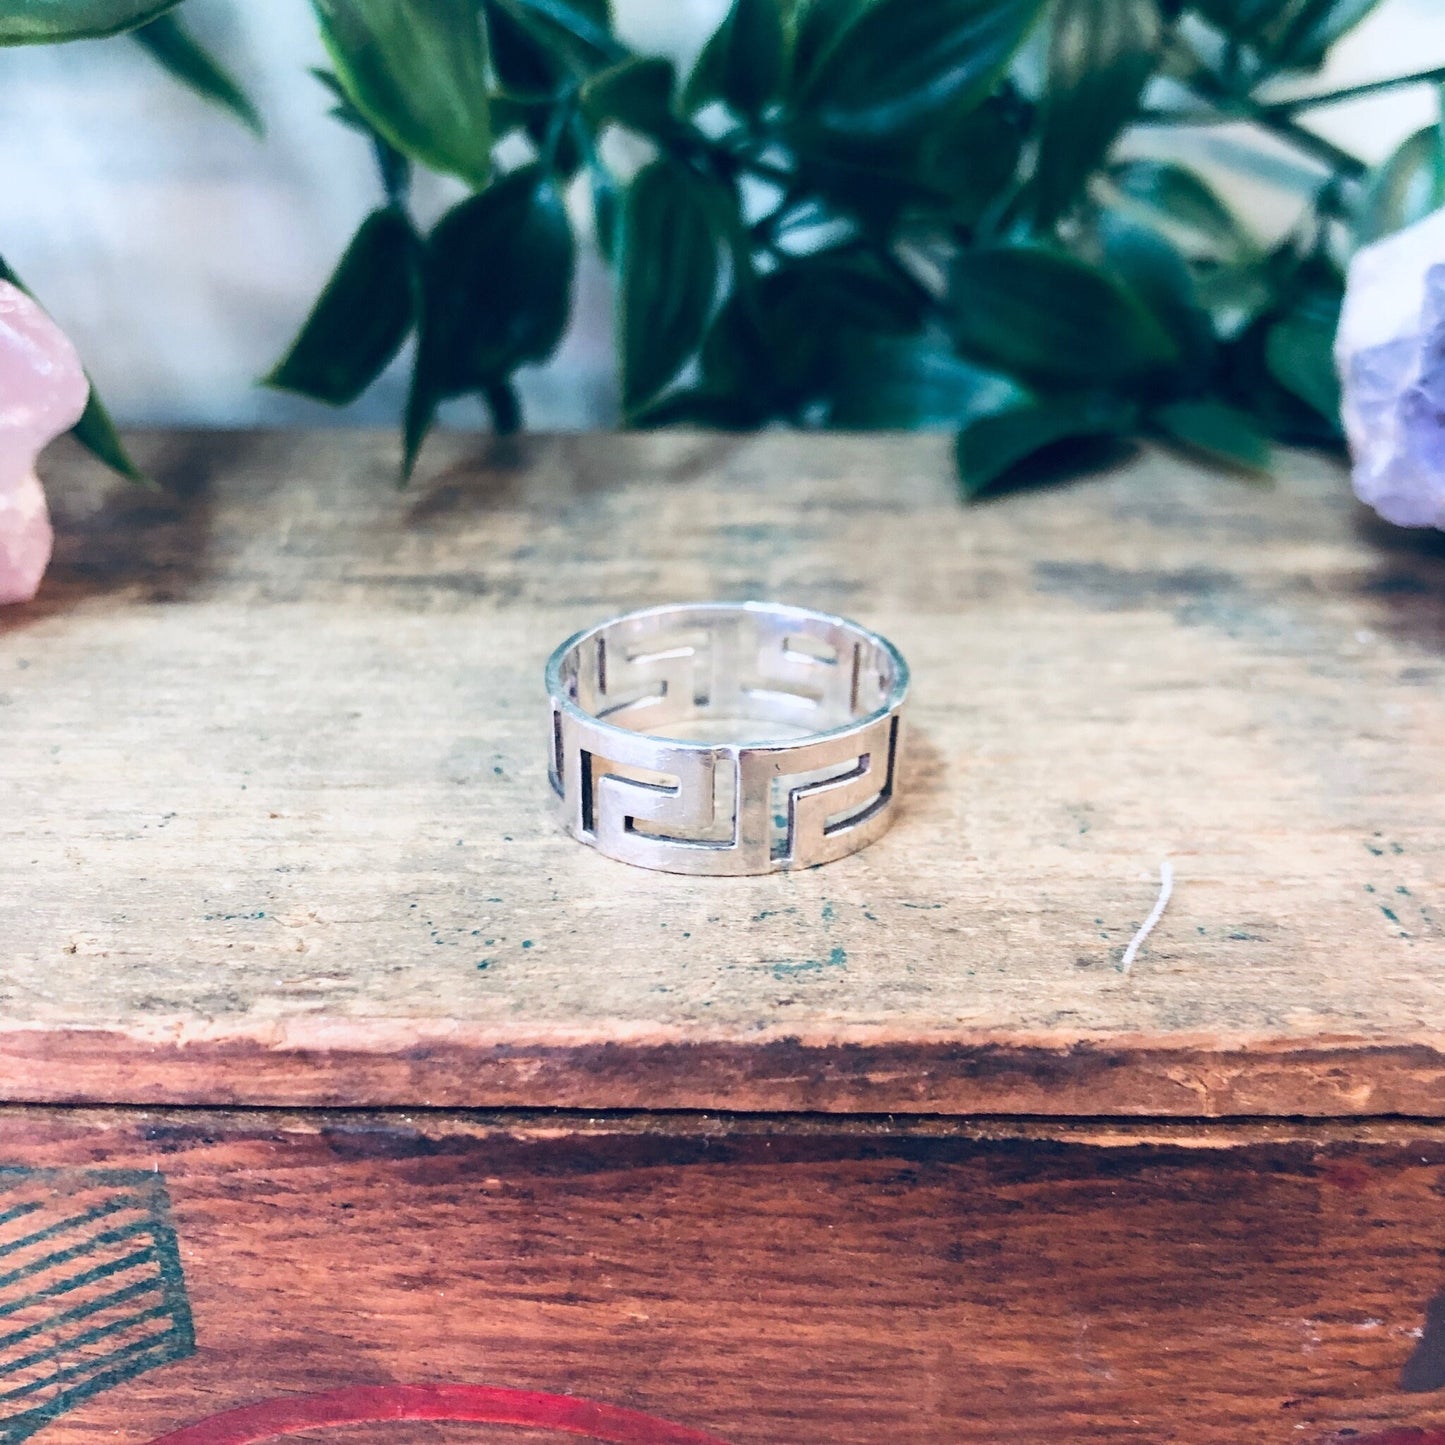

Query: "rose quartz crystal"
left=0, top=280, right=89, bottom=604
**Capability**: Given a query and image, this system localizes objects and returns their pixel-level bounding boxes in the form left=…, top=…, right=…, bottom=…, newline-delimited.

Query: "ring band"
left=545, top=602, right=909, bottom=875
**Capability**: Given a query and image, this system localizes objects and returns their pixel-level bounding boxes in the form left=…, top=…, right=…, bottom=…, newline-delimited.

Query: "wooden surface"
left=1, top=1107, right=1444, bottom=1445
left=1, top=430, right=1443, bottom=1114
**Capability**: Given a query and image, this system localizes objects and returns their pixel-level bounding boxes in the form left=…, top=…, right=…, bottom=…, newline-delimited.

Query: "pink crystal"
left=0, top=280, right=89, bottom=604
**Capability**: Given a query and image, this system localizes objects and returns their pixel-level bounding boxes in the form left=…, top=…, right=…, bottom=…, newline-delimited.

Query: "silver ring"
left=546, top=601, right=909, bottom=875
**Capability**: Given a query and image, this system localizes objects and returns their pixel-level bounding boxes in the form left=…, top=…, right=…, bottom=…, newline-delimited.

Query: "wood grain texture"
left=1, top=430, right=1443, bottom=1114
left=5, top=1108, right=1445, bottom=1445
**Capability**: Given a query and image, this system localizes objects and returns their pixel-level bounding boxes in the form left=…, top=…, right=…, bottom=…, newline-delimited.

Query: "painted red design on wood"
left=143, top=1383, right=733, bottom=1445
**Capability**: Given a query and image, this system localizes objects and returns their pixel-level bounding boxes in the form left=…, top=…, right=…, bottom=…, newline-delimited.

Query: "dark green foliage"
left=406, top=165, right=575, bottom=474
left=310, top=0, right=492, bottom=186
left=0, top=0, right=183, bottom=43
left=1029, top=0, right=1160, bottom=229
left=265, top=207, right=420, bottom=405
left=581, top=56, right=676, bottom=136
left=1189, top=0, right=1384, bottom=71
left=619, top=159, right=728, bottom=413
left=792, top=0, right=1048, bottom=139
left=4, top=0, right=1440, bottom=489
left=1151, top=399, right=1269, bottom=471
left=955, top=393, right=1138, bottom=495
left=68, top=388, right=148, bottom=481
left=684, top=0, right=784, bottom=117
left=267, top=0, right=1429, bottom=486
left=131, top=12, right=262, bottom=134
left=1355, top=120, right=1445, bottom=244
left=948, top=247, right=1180, bottom=384
left=490, top=0, right=620, bottom=74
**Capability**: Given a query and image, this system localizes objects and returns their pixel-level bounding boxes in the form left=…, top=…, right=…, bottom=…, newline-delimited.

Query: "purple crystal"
left=1336, top=208, right=1445, bottom=529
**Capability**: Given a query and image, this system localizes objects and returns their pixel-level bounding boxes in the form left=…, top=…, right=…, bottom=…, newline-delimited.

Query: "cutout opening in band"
left=824, top=717, right=899, bottom=835
left=564, top=609, right=897, bottom=743
left=584, top=753, right=738, bottom=848
left=783, top=634, right=838, bottom=665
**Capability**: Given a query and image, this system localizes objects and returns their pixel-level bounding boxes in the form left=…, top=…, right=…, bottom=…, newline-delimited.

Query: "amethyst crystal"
left=1336, top=206, right=1445, bottom=529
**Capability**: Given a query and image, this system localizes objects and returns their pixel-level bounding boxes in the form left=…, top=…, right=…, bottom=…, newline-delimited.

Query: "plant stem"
left=482, top=379, right=521, bottom=436
left=1263, top=112, right=1367, bottom=177
left=1222, top=34, right=1242, bottom=92
left=749, top=192, right=818, bottom=244
left=539, top=89, right=578, bottom=174
left=1137, top=106, right=1240, bottom=125
left=1260, top=65, right=1445, bottom=114
left=1139, top=94, right=1368, bottom=177
left=730, top=150, right=794, bottom=187
left=869, top=243, right=942, bottom=315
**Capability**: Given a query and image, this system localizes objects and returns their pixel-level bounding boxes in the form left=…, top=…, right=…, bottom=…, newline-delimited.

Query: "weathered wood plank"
left=0, top=1108, right=1444, bottom=1445
left=1, top=431, right=1442, bottom=1113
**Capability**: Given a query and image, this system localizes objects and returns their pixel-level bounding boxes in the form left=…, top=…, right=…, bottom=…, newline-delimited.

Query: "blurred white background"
left=0, top=0, right=1440, bottom=429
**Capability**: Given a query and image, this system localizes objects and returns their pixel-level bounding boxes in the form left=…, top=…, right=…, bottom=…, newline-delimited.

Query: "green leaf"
left=795, top=0, right=1048, bottom=139
left=311, top=0, right=491, bottom=187
left=1187, top=0, right=1273, bottom=35
left=1105, top=159, right=1255, bottom=263
left=1194, top=262, right=1273, bottom=342
left=0, top=252, right=145, bottom=481
left=405, top=165, right=574, bottom=475
left=793, top=93, right=1022, bottom=227
left=630, top=385, right=766, bottom=428
left=697, top=247, right=930, bottom=417
left=265, top=207, right=420, bottom=406
left=132, top=13, right=262, bottom=134
left=1190, top=0, right=1384, bottom=71
left=0, top=0, right=181, bottom=43
left=402, top=369, right=439, bottom=482
left=947, top=246, right=1180, bottom=385
left=697, top=291, right=781, bottom=413
left=1099, top=215, right=1216, bottom=381
left=488, top=94, right=532, bottom=135
left=697, top=281, right=796, bottom=414
left=1220, top=311, right=1338, bottom=446
left=421, top=165, right=575, bottom=385
left=1219, top=252, right=1344, bottom=444
left=490, top=0, right=620, bottom=74
left=1152, top=399, right=1270, bottom=470
left=1030, top=0, right=1161, bottom=229
left=785, top=0, right=871, bottom=90
left=1265, top=309, right=1341, bottom=425
left=915, top=95, right=1022, bottom=222
left=1355, top=120, right=1445, bottom=245
left=782, top=245, right=932, bottom=333
left=684, top=0, right=785, bottom=116
left=955, top=393, right=1137, bottom=496
left=485, top=0, right=566, bottom=98
left=581, top=55, right=675, bottom=134
left=1295, top=0, right=1384, bottom=55
left=590, top=162, right=621, bottom=264
left=830, top=336, right=1025, bottom=428
left=619, top=158, right=728, bottom=411
left=1265, top=0, right=1384, bottom=68
left=70, top=387, right=146, bottom=482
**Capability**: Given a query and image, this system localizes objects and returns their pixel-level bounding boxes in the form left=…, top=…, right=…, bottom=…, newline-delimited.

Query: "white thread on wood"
left=1120, top=860, right=1174, bottom=974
